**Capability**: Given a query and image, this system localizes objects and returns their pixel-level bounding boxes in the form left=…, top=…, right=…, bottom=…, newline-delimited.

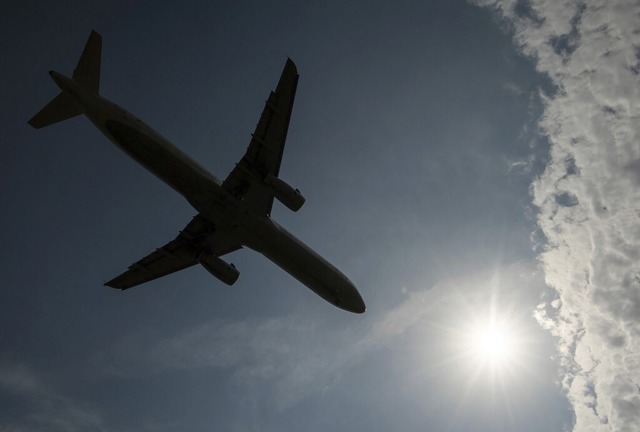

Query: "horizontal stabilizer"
left=27, top=92, right=82, bottom=129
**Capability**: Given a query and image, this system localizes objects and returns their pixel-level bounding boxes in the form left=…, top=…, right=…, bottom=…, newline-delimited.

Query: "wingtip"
left=104, top=280, right=120, bottom=289
left=285, top=57, right=297, bottom=73
left=27, top=117, right=39, bottom=128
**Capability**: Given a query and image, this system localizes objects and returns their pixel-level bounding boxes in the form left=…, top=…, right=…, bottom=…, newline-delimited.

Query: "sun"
left=468, top=322, right=516, bottom=367
left=452, top=311, right=524, bottom=377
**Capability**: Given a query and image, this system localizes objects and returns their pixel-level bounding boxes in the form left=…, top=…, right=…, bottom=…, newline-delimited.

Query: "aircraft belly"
left=105, top=120, right=222, bottom=201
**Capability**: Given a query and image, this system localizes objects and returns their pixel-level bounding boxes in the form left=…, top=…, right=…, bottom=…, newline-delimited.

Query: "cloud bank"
left=472, top=1, right=640, bottom=431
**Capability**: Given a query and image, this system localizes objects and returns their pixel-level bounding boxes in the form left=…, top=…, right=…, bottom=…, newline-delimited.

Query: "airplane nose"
left=341, top=279, right=366, bottom=314
left=351, top=292, right=366, bottom=314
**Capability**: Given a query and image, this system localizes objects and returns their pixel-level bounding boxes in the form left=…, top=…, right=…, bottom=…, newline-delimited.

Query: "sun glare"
left=470, top=323, right=515, bottom=366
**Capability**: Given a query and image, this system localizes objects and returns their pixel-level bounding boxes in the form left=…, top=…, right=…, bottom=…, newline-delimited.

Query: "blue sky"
left=2, top=1, right=638, bottom=431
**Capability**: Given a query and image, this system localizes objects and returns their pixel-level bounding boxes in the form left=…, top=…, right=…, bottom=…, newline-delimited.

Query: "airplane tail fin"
left=28, top=30, right=102, bottom=129
left=72, top=30, right=102, bottom=94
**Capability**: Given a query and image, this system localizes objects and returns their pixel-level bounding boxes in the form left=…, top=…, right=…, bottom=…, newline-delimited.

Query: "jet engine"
left=197, top=252, right=240, bottom=286
left=264, top=174, right=305, bottom=212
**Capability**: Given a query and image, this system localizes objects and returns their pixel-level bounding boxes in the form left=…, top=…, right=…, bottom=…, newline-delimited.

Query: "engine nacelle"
left=197, top=252, right=240, bottom=286
left=264, top=174, right=305, bottom=212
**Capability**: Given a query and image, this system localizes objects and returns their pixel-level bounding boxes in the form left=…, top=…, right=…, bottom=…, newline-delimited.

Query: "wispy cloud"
left=0, top=362, right=104, bottom=432
left=91, top=314, right=357, bottom=412
left=93, top=260, right=549, bottom=420
left=472, top=1, right=640, bottom=430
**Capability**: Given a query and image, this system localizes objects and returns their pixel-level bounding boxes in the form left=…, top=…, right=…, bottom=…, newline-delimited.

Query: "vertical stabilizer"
left=73, top=30, right=102, bottom=94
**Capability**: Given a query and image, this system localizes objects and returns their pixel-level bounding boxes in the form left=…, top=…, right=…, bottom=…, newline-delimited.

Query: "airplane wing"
left=222, top=58, right=299, bottom=215
left=105, top=215, right=242, bottom=289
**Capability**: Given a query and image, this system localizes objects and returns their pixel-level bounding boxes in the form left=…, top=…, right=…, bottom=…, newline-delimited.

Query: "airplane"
left=28, top=30, right=366, bottom=314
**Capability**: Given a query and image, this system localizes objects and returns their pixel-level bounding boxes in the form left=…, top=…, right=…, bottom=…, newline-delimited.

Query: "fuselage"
left=49, top=71, right=365, bottom=313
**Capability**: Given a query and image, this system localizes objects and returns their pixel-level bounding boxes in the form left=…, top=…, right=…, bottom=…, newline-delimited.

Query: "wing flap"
left=105, top=241, right=197, bottom=289
left=223, top=58, right=299, bottom=215
left=106, top=215, right=242, bottom=289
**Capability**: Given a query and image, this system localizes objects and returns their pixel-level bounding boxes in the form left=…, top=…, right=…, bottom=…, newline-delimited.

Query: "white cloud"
left=471, top=1, right=640, bottom=431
